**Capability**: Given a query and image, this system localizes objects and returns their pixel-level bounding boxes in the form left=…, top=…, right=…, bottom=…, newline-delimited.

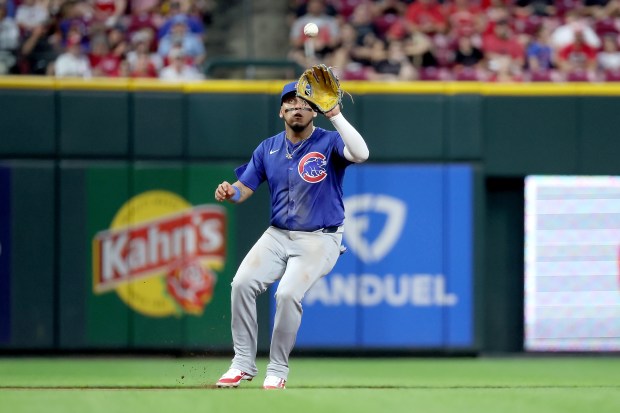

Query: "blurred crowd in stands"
left=0, top=0, right=212, bottom=79
left=1, top=0, right=620, bottom=81
left=288, top=0, right=620, bottom=82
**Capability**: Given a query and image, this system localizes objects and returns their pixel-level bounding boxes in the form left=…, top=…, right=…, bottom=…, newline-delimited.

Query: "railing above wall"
left=203, top=58, right=305, bottom=80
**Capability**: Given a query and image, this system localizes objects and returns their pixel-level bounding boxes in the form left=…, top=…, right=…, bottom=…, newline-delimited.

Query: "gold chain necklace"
left=285, top=127, right=315, bottom=159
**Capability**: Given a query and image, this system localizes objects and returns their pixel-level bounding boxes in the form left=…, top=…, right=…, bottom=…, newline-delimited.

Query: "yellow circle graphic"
left=109, top=190, right=192, bottom=317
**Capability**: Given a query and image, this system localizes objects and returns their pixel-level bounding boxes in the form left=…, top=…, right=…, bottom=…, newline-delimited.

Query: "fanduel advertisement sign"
left=288, top=164, right=474, bottom=349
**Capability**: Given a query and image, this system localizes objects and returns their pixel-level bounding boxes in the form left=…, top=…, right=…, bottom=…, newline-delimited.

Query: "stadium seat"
left=604, top=69, right=620, bottom=81
left=342, top=66, right=369, bottom=81
left=418, top=67, right=442, bottom=81
left=566, top=70, right=590, bottom=82
left=455, top=67, right=479, bottom=81
left=595, top=18, right=619, bottom=38
left=529, top=69, right=553, bottom=82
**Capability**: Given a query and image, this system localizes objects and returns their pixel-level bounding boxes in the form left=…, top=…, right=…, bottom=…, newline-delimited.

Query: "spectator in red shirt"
left=483, top=19, right=525, bottom=61
left=483, top=19, right=525, bottom=81
left=127, top=29, right=162, bottom=76
left=404, top=0, right=447, bottom=36
left=129, top=49, right=158, bottom=77
left=557, top=28, right=598, bottom=78
left=445, top=0, right=485, bottom=38
left=483, top=0, right=512, bottom=36
left=89, top=34, right=126, bottom=76
left=373, top=0, right=407, bottom=40
left=126, top=0, right=161, bottom=51
left=91, top=0, right=126, bottom=28
left=332, top=0, right=366, bottom=22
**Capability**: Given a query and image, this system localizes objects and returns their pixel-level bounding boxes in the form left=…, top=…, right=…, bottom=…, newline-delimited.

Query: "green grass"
left=0, top=357, right=619, bottom=413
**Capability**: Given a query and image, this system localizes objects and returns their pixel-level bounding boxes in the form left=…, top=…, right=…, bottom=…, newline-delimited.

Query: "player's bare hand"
left=215, top=181, right=236, bottom=202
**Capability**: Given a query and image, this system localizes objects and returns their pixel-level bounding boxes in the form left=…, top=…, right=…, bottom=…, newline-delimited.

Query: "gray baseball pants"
left=229, top=226, right=342, bottom=380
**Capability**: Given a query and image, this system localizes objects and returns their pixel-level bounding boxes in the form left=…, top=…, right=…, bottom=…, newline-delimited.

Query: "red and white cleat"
left=216, top=368, right=254, bottom=388
left=263, top=375, right=286, bottom=389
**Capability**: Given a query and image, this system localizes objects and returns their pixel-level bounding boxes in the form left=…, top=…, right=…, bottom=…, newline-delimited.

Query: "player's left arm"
left=214, top=180, right=254, bottom=204
left=325, top=106, right=370, bottom=163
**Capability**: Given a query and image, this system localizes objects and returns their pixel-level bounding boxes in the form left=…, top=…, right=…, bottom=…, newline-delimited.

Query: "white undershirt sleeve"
left=329, top=113, right=370, bottom=163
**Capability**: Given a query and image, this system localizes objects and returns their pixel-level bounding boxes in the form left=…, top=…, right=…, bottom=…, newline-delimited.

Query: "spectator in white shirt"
left=54, top=33, right=91, bottom=77
left=598, top=34, right=620, bottom=71
left=0, top=2, right=18, bottom=73
left=550, top=12, right=601, bottom=49
left=15, top=0, right=49, bottom=34
left=159, top=47, right=203, bottom=81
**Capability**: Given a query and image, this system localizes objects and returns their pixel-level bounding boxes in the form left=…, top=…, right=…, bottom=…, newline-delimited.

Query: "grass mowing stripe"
left=1, top=357, right=618, bottom=413
left=2, top=384, right=620, bottom=390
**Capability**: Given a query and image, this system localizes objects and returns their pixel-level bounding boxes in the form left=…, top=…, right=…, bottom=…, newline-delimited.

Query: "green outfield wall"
left=1, top=78, right=620, bottom=353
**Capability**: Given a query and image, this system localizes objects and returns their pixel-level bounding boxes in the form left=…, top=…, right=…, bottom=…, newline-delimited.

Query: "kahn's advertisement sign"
left=291, top=164, right=474, bottom=349
left=92, top=190, right=227, bottom=317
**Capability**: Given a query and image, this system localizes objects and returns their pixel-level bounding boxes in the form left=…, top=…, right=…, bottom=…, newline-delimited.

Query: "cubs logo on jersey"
left=298, top=152, right=327, bottom=183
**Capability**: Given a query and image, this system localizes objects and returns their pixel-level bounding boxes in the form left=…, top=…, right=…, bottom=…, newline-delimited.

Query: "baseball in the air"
left=304, top=22, right=319, bottom=38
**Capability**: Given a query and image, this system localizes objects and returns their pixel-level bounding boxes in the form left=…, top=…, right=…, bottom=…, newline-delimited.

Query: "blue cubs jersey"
left=236, top=127, right=354, bottom=231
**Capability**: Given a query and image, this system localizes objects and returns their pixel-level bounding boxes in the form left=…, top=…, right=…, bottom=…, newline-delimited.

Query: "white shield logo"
left=343, top=194, right=407, bottom=264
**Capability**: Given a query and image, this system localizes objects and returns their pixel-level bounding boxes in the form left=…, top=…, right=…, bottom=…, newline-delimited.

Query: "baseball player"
left=214, top=71, right=369, bottom=390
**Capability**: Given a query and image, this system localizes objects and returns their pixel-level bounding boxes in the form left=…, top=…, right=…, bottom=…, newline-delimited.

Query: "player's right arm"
left=326, top=106, right=369, bottom=163
left=214, top=180, right=254, bottom=204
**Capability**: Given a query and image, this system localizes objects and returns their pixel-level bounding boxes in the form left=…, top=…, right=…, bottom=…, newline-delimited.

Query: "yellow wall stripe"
left=1, top=76, right=620, bottom=96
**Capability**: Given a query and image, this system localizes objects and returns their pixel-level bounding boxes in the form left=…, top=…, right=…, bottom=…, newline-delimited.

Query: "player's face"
left=281, top=96, right=315, bottom=132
